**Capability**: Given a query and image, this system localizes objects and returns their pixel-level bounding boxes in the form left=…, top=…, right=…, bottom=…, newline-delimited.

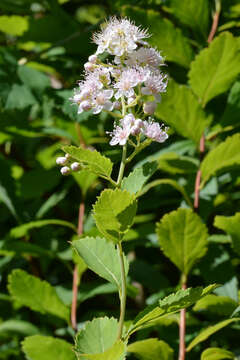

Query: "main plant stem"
left=117, top=241, right=127, bottom=339
left=71, top=201, right=85, bottom=330
left=179, top=280, right=187, bottom=360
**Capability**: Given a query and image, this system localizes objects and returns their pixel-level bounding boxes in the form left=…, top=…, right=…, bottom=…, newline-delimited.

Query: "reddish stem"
left=207, top=10, right=220, bottom=44
left=71, top=201, right=85, bottom=330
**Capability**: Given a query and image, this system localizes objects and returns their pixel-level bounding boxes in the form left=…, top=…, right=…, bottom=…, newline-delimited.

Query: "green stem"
left=117, top=241, right=127, bottom=340
left=117, top=144, right=127, bottom=186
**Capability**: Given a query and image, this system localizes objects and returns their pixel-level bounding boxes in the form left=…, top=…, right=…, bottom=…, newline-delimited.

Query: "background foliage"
left=1, top=0, right=240, bottom=359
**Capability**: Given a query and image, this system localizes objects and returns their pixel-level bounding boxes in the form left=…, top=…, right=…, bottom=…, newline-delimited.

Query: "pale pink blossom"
left=142, top=71, right=167, bottom=102
left=126, top=47, right=164, bottom=68
left=92, top=89, right=114, bottom=114
left=143, top=101, right=157, bottom=115
left=114, top=68, right=140, bottom=99
left=108, top=125, right=131, bottom=146
left=143, top=119, right=168, bottom=143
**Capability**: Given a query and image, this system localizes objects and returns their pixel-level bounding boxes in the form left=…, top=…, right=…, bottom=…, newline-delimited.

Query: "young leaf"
left=187, top=318, right=240, bottom=352
left=201, top=134, right=240, bottom=185
left=122, top=6, right=193, bottom=68
left=201, top=348, right=235, bottom=360
left=22, top=335, right=75, bottom=360
left=77, top=341, right=126, bottom=360
left=156, top=80, right=211, bottom=144
left=75, top=317, right=118, bottom=356
left=63, top=145, right=113, bottom=180
left=170, top=0, right=209, bottom=37
left=121, top=161, right=157, bottom=195
left=156, top=208, right=208, bottom=276
left=127, top=338, right=174, bottom=360
left=8, top=270, right=69, bottom=322
left=0, top=15, right=28, bottom=36
left=73, top=237, right=129, bottom=291
left=93, top=189, right=137, bottom=244
left=214, top=213, right=240, bottom=256
left=189, top=32, right=240, bottom=106
left=10, top=219, right=77, bottom=238
left=128, top=285, right=217, bottom=335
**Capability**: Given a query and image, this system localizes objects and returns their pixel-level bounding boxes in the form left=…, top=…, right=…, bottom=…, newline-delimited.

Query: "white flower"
left=78, top=100, right=91, bottom=114
left=60, top=166, right=71, bottom=176
left=56, top=156, right=68, bottom=166
left=142, top=71, right=167, bottom=102
left=126, top=47, right=164, bottom=68
left=114, top=68, right=140, bottom=99
left=71, top=162, right=81, bottom=171
left=88, top=54, right=97, bottom=63
left=108, top=124, right=131, bottom=146
left=92, top=89, right=114, bottom=114
left=143, top=119, right=168, bottom=143
left=93, top=17, right=149, bottom=56
left=120, top=114, right=143, bottom=135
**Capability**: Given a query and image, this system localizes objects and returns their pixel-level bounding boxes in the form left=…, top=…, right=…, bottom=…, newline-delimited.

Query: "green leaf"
left=77, top=341, right=126, bottom=360
left=127, top=338, right=174, bottom=360
left=5, top=84, right=37, bottom=110
left=214, top=213, right=240, bottom=256
left=8, top=269, right=69, bottom=322
left=0, top=182, right=19, bottom=221
left=0, top=15, right=28, bottom=36
left=158, top=152, right=198, bottom=174
left=201, top=134, right=240, bottom=185
left=10, top=219, right=77, bottom=238
left=93, top=189, right=137, bottom=244
left=201, top=348, right=235, bottom=360
left=128, top=285, right=217, bottom=335
left=193, top=295, right=238, bottom=316
left=170, top=0, right=209, bottom=37
left=156, top=80, right=211, bottom=144
left=189, top=32, right=240, bottom=106
left=73, top=237, right=129, bottom=291
left=122, top=6, right=193, bottom=68
left=156, top=208, right=208, bottom=276
left=73, top=170, right=98, bottom=197
left=75, top=317, right=120, bottom=359
left=0, top=320, right=39, bottom=336
left=187, top=318, right=240, bottom=352
left=121, top=161, right=157, bottom=195
left=17, top=65, right=50, bottom=94
left=22, top=335, right=75, bottom=360
left=63, top=145, right=113, bottom=180
left=221, top=81, right=240, bottom=127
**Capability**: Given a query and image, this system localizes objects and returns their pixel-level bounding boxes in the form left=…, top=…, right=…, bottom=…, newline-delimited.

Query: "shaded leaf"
left=17, top=65, right=50, bottom=94
left=122, top=6, right=193, bottom=68
left=93, top=189, right=137, bottom=244
left=189, top=32, right=240, bottom=106
left=127, top=338, right=174, bottom=360
left=156, top=80, right=211, bottom=144
left=201, top=348, right=234, bottom=360
left=22, top=335, right=75, bottom=360
left=170, top=0, right=209, bottom=37
left=8, top=270, right=69, bottom=322
left=73, top=237, right=129, bottom=291
left=214, top=213, right=240, bottom=256
left=158, top=152, right=198, bottom=174
left=63, top=145, right=113, bottom=180
left=187, top=318, right=240, bottom=352
left=156, top=208, right=208, bottom=276
left=10, top=219, right=77, bottom=238
left=201, top=134, right=240, bottom=185
left=0, top=182, right=19, bottom=221
left=5, top=84, right=36, bottom=109
left=121, top=161, right=157, bottom=195
left=193, top=295, right=238, bottom=316
left=0, top=320, right=39, bottom=336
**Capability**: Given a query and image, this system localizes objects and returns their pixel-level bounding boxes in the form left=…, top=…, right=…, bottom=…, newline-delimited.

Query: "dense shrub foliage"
left=0, top=0, right=240, bottom=359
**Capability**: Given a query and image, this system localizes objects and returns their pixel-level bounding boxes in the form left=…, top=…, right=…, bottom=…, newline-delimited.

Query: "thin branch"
left=179, top=282, right=187, bottom=360
left=207, top=0, right=221, bottom=43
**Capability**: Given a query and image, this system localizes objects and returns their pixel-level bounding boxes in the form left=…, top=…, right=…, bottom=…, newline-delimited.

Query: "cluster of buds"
left=71, top=17, right=169, bottom=147
left=56, top=154, right=81, bottom=176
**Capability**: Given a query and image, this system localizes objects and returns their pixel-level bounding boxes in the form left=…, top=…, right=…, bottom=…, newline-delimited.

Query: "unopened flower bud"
left=84, top=62, right=95, bottom=72
left=71, top=162, right=81, bottom=172
left=56, top=156, right=67, bottom=166
left=60, top=166, right=71, bottom=176
left=130, top=125, right=141, bottom=135
left=113, top=101, right=121, bottom=110
left=88, top=54, right=97, bottom=64
left=143, top=101, right=157, bottom=115
left=65, top=153, right=71, bottom=160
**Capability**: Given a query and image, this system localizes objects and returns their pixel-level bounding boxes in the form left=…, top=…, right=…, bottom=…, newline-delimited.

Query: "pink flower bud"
left=56, top=156, right=67, bottom=166
left=71, top=162, right=81, bottom=172
left=84, top=62, right=95, bottom=72
left=143, top=101, right=157, bottom=115
left=60, top=166, right=71, bottom=176
left=88, top=54, right=97, bottom=63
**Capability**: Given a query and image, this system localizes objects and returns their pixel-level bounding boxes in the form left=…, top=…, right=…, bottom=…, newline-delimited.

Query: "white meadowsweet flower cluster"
left=71, top=17, right=169, bottom=150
